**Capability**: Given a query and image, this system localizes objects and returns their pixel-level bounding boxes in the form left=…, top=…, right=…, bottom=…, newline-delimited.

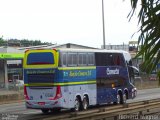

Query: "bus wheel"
left=122, top=93, right=127, bottom=104
left=117, top=94, right=121, bottom=104
left=82, top=96, right=89, bottom=110
left=41, top=109, right=49, bottom=114
left=134, top=90, right=137, bottom=98
left=74, top=97, right=81, bottom=111
left=114, top=94, right=120, bottom=104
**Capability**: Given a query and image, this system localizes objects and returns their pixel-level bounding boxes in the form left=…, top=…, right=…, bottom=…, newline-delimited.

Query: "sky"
left=0, top=0, right=139, bottom=48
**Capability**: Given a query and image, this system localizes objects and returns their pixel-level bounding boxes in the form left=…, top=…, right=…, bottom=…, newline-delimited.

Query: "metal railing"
left=22, top=98, right=160, bottom=120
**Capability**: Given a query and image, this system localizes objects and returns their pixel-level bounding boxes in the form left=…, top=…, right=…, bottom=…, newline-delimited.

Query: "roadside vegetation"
left=0, top=36, right=51, bottom=47
left=128, top=0, right=160, bottom=82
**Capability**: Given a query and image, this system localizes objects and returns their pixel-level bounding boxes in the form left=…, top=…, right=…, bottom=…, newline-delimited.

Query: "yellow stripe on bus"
left=58, top=66, right=96, bottom=70
left=24, top=83, right=54, bottom=86
left=24, top=80, right=96, bottom=86
left=54, top=80, right=96, bottom=86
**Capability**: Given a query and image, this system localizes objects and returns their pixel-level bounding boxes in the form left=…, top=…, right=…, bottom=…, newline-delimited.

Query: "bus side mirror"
left=129, top=66, right=140, bottom=77
left=134, top=70, right=139, bottom=76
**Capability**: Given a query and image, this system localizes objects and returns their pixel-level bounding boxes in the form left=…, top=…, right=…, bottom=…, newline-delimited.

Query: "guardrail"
left=24, top=98, right=160, bottom=120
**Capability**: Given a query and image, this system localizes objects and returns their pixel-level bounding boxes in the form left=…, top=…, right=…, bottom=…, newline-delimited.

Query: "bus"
left=23, top=48, right=137, bottom=113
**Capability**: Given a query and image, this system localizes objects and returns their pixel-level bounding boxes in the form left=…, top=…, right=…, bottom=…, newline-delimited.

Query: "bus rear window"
left=27, top=52, right=54, bottom=65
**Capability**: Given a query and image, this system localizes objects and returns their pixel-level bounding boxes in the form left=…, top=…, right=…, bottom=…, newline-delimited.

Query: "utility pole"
left=102, top=0, right=106, bottom=49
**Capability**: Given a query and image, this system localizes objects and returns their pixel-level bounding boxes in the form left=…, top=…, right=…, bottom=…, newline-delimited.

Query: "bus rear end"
left=23, top=49, right=62, bottom=112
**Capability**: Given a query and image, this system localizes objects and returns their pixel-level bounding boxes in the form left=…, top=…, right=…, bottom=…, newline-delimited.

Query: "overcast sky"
left=0, top=0, right=139, bottom=48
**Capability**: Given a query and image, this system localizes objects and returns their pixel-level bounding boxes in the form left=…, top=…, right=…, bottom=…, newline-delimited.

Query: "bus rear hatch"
left=23, top=49, right=59, bottom=101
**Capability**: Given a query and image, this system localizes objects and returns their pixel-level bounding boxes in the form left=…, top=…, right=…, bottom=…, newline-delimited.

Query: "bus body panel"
left=96, top=66, right=128, bottom=104
left=57, top=68, right=97, bottom=107
left=25, top=83, right=97, bottom=109
left=23, top=49, right=137, bottom=110
left=61, top=84, right=97, bottom=108
left=24, top=66, right=97, bottom=109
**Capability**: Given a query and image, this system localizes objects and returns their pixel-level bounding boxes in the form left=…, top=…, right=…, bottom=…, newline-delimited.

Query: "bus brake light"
left=24, top=86, right=29, bottom=100
left=49, top=85, right=62, bottom=100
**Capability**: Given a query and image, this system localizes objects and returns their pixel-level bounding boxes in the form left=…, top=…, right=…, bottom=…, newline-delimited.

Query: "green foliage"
left=0, top=37, right=51, bottom=47
left=129, top=0, right=160, bottom=73
left=0, top=36, right=5, bottom=46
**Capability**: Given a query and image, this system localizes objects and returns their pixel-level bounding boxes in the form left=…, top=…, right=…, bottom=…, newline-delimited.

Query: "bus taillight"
left=24, top=86, right=29, bottom=100
left=49, top=85, right=62, bottom=100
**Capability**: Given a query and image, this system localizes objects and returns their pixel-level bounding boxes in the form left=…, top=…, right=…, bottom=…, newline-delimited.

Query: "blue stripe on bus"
left=24, top=68, right=96, bottom=83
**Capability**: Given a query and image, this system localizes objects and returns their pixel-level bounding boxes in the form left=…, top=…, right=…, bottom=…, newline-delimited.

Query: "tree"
left=128, top=0, right=160, bottom=73
left=0, top=37, right=3, bottom=45
left=0, top=36, right=5, bottom=46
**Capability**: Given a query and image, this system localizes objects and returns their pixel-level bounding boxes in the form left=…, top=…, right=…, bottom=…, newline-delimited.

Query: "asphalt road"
left=0, top=88, right=160, bottom=116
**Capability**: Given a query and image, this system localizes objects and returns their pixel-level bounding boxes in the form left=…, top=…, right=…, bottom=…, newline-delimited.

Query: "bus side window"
left=108, top=54, right=114, bottom=66
left=120, top=54, right=126, bottom=67
left=95, top=53, right=113, bottom=66
left=83, top=53, right=87, bottom=65
left=113, top=53, right=126, bottom=67
left=68, top=53, right=78, bottom=67
left=78, top=53, right=87, bottom=66
left=72, top=53, right=77, bottom=66
left=115, top=55, right=120, bottom=65
left=62, top=53, right=67, bottom=67
left=88, top=53, right=95, bottom=66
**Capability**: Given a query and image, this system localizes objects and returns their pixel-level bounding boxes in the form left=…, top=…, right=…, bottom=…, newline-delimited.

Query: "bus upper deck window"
left=88, top=53, right=95, bottom=66
left=62, top=53, right=67, bottom=67
left=68, top=53, right=78, bottom=67
left=78, top=53, right=87, bottom=66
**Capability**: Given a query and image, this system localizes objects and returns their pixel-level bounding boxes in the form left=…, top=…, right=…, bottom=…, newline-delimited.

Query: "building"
left=0, top=47, right=24, bottom=89
left=101, top=41, right=141, bottom=67
left=18, top=43, right=98, bottom=50
left=102, top=44, right=129, bottom=52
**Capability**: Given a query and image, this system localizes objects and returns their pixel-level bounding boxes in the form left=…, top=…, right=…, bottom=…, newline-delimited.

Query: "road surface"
left=0, top=88, right=160, bottom=119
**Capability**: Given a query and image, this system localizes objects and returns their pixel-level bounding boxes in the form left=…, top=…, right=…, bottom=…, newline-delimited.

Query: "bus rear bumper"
left=25, top=100, right=62, bottom=109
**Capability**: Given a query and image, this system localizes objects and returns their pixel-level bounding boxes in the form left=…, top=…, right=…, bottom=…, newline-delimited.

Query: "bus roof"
left=25, top=48, right=131, bottom=61
left=25, top=48, right=129, bottom=54
left=57, top=48, right=129, bottom=54
left=57, top=48, right=131, bottom=62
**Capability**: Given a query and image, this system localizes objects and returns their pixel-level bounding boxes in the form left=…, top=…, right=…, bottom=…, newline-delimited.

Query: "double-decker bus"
left=23, top=48, right=137, bottom=113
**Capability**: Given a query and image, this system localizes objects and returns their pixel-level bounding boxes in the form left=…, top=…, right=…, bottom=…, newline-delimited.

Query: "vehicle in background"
left=149, top=74, right=157, bottom=81
left=8, top=80, right=24, bottom=90
left=23, top=49, right=137, bottom=113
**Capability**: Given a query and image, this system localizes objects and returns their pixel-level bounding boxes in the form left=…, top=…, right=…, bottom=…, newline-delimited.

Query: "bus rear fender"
left=74, top=94, right=82, bottom=102
left=117, top=89, right=122, bottom=95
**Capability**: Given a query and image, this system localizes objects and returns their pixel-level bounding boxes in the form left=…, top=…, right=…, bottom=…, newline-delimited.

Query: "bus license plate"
left=38, top=102, right=45, bottom=105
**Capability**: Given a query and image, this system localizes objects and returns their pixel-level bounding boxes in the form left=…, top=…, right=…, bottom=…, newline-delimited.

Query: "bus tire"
left=74, top=97, right=81, bottom=111
left=122, top=93, right=127, bottom=104
left=82, top=96, right=89, bottom=110
left=117, top=94, right=121, bottom=104
left=119, top=92, right=124, bottom=104
left=41, top=109, right=49, bottom=114
left=134, top=90, right=137, bottom=98
left=114, top=94, right=120, bottom=104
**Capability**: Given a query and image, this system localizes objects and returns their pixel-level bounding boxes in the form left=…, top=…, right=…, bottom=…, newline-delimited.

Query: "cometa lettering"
left=106, top=68, right=119, bottom=75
